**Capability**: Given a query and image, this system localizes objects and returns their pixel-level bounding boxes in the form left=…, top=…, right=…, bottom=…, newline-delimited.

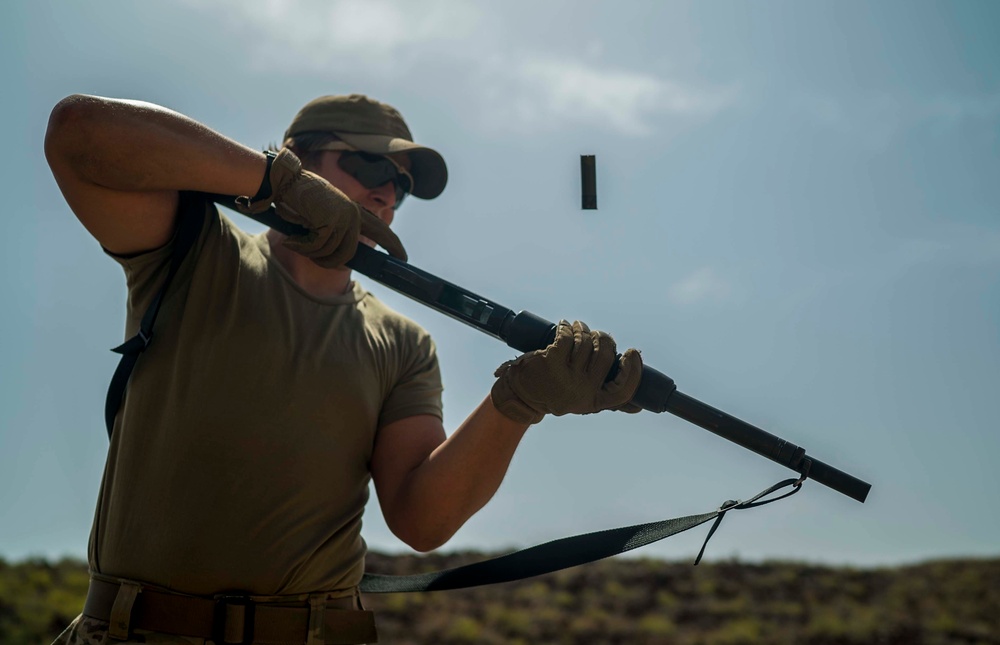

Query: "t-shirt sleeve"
left=102, top=194, right=220, bottom=340
left=104, top=230, right=179, bottom=320
left=378, top=327, right=444, bottom=428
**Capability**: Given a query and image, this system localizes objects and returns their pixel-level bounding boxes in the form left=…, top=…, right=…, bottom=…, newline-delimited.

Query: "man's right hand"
left=490, top=320, right=644, bottom=425
left=240, top=148, right=407, bottom=267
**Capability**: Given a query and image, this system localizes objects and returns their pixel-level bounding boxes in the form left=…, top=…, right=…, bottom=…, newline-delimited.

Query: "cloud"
left=480, top=56, right=735, bottom=136
left=180, top=0, right=735, bottom=136
left=185, top=0, right=482, bottom=75
left=668, top=267, right=733, bottom=305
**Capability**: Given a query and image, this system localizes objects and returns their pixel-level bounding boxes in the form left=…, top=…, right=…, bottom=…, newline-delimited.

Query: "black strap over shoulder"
left=104, top=192, right=206, bottom=439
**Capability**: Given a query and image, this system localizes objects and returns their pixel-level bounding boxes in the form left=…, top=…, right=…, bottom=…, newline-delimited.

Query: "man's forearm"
left=46, top=94, right=264, bottom=197
left=387, top=397, right=530, bottom=552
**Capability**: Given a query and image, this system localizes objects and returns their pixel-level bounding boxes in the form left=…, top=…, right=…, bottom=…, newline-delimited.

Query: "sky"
left=1, top=0, right=998, bottom=569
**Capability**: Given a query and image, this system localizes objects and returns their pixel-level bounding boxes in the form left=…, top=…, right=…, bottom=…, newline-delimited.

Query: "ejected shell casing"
left=581, top=155, right=597, bottom=209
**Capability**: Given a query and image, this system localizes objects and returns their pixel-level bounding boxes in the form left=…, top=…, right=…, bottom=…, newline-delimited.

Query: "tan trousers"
left=53, top=610, right=374, bottom=645
left=54, top=575, right=372, bottom=645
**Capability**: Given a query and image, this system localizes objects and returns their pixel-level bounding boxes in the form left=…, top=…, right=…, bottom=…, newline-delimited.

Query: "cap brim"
left=335, top=133, right=447, bottom=200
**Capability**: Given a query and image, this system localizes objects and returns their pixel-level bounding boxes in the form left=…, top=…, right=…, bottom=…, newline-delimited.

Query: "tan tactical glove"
left=491, top=320, right=644, bottom=425
left=239, top=148, right=407, bottom=267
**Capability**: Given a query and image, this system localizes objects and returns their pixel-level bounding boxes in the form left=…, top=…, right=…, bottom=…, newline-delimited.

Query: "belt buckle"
left=213, top=593, right=255, bottom=645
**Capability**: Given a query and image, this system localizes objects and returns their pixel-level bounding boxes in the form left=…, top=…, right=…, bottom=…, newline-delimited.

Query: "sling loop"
left=691, top=460, right=810, bottom=565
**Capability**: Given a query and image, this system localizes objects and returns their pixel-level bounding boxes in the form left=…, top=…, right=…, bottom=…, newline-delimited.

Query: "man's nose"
left=366, top=184, right=397, bottom=222
left=372, top=180, right=397, bottom=206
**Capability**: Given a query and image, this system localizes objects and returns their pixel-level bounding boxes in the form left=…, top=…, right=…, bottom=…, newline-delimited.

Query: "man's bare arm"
left=44, top=94, right=267, bottom=255
left=370, top=322, right=643, bottom=552
left=369, top=397, right=530, bottom=552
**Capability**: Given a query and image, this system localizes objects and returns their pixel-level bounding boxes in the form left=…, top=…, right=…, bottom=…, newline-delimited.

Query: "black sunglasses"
left=336, top=151, right=413, bottom=208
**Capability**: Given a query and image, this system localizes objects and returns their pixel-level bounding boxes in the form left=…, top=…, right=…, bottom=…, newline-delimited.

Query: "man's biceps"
left=371, top=416, right=445, bottom=477
left=375, top=414, right=446, bottom=453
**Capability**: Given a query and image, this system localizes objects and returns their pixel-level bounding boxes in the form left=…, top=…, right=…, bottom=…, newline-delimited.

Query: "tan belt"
left=83, top=575, right=377, bottom=644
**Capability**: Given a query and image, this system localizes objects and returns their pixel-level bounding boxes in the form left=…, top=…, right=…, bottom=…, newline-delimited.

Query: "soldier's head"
left=282, top=94, right=447, bottom=220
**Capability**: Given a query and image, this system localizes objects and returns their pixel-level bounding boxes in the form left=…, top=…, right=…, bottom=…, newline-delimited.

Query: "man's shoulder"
left=194, top=201, right=268, bottom=268
left=358, top=290, right=434, bottom=345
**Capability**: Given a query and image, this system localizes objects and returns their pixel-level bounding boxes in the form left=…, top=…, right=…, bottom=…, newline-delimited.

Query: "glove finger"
left=279, top=207, right=360, bottom=269
left=615, top=401, right=643, bottom=414
left=312, top=224, right=361, bottom=268
left=588, top=330, right=618, bottom=382
left=599, top=347, right=644, bottom=406
left=568, top=320, right=594, bottom=372
left=274, top=201, right=309, bottom=228
left=274, top=198, right=340, bottom=252
left=544, top=320, right=576, bottom=365
left=358, top=207, right=408, bottom=262
left=276, top=202, right=329, bottom=254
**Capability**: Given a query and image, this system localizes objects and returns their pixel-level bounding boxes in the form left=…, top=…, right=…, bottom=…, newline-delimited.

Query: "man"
left=44, top=93, right=643, bottom=644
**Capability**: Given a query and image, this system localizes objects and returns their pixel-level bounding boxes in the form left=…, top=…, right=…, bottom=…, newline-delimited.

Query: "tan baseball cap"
left=284, top=94, right=448, bottom=200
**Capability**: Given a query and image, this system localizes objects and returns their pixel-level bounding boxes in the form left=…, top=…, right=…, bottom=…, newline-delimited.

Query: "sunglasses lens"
left=394, top=171, right=411, bottom=207
left=339, top=152, right=412, bottom=207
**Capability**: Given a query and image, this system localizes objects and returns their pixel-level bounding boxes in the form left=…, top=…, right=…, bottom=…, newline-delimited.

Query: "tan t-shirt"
left=90, top=197, right=443, bottom=595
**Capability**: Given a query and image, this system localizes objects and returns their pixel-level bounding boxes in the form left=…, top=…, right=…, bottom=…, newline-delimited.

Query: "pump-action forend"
left=210, top=194, right=872, bottom=504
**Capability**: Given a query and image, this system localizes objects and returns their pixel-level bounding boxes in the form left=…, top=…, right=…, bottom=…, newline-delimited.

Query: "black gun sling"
left=102, top=192, right=805, bottom=593
left=104, top=191, right=205, bottom=439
